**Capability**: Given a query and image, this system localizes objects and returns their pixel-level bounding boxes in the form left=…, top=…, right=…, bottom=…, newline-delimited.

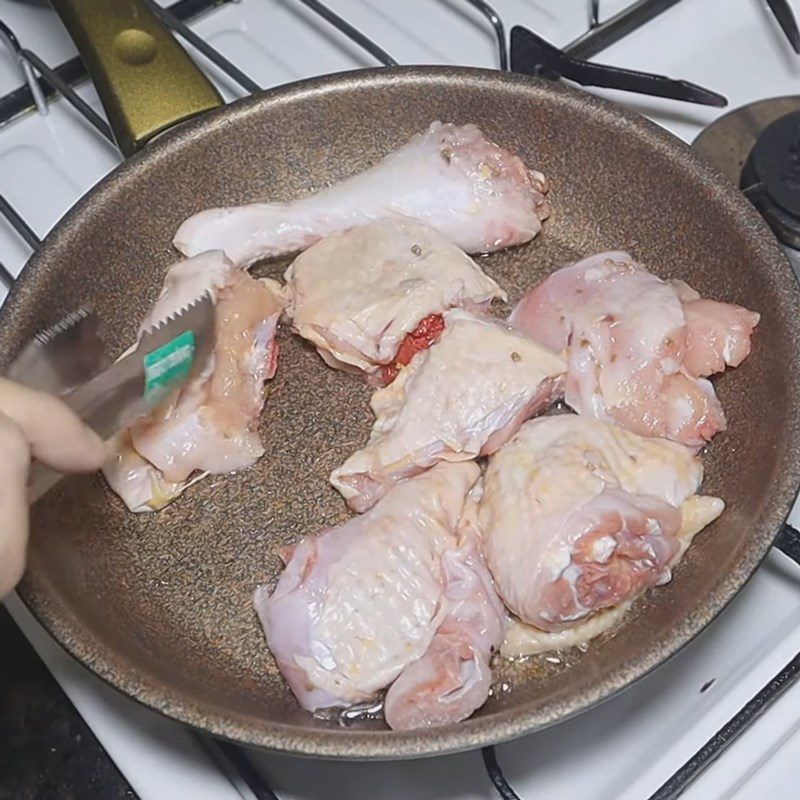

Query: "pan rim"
left=10, top=64, right=800, bottom=759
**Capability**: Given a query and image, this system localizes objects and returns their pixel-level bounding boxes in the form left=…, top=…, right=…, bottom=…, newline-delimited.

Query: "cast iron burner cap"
left=741, top=110, right=800, bottom=249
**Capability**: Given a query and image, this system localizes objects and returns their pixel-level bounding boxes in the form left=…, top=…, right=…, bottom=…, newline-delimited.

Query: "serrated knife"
left=8, top=293, right=216, bottom=501
left=58, top=293, right=216, bottom=440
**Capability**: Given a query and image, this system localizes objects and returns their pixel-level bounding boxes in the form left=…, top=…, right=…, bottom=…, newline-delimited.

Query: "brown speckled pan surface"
left=2, top=67, right=800, bottom=759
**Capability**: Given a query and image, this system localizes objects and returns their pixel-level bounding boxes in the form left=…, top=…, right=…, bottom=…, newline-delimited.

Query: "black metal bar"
left=775, top=522, right=800, bottom=564
left=766, top=0, right=800, bottom=54
left=464, top=0, right=508, bottom=70
left=511, top=26, right=726, bottom=107
left=200, top=736, right=281, bottom=800
left=293, top=0, right=398, bottom=66
left=0, top=0, right=232, bottom=128
left=0, top=20, right=47, bottom=114
left=482, top=746, right=521, bottom=800
left=0, top=55, right=82, bottom=129
left=0, top=259, right=15, bottom=288
left=590, top=0, right=601, bottom=28
left=146, top=0, right=264, bottom=94
left=565, top=0, right=684, bottom=62
left=20, top=48, right=115, bottom=143
left=0, top=194, right=41, bottom=250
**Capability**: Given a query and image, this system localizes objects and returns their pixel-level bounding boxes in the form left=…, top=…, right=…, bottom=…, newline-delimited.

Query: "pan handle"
left=51, top=0, right=223, bottom=156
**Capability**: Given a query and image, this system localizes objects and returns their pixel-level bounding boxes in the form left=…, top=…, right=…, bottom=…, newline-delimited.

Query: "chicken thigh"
left=254, top=461, right=495, bottom=724
left=284, top=218, right=505, bottom=383
left=510, top=252, right=759, bottom=447
left=383, top=493, right=506, bottom=731
left=102, top=251, right=284, bottom=511
left=174, top=122, right=550, bottom=267
left=331, top=310, right=566, bottom=512
left=480, top=415, right=723, bottom=633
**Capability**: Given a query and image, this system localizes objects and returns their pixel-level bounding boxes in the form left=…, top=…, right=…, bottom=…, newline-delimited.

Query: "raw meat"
left=102, top=251, right=284, bottom=511
left=510, top=251, right=759, bottom=447
left=479, top=415, right=723, bottom=632
left=253, top=462, right=482, bottom=715
left=284, top=218, right=505, bottom=382
left=174, top=122, right=550, bottom=267
left=383, top=491, right=506, bottom=730
left=502, top=494, right=724, bottom=655
left=331, top=309, right=566, bottom=512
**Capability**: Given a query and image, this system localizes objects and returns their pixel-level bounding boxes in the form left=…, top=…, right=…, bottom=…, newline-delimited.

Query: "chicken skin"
left=479, top=415, right=723, bottom=633
left=510, top=252, right=759, bottom=447
left=174, top=122, right=550, bottom=267
left=284, top=218, right=505, bottom=383
left=331, top=310, right=566, bottom=512
left=255, top=461, right=505, bottom=731
left=102, top=251, right=284, bottom=511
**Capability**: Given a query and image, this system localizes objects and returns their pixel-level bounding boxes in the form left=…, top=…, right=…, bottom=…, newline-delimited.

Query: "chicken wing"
left=102, top=251, right=284, bottom=511
left=331, top=310, right=566, bottom=512
left=174, top=122, right=550, bottom=267
left=284, top=218, right=505, bottom=383
left=510, top=252, right=759, bottom=447
left=479, top=415, right=723, bottom=632
left=253, top=462, right=481, bottom=715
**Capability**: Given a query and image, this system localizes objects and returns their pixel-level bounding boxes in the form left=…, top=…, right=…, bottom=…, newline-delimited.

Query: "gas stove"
left=3, top=2, right=800, bottom=798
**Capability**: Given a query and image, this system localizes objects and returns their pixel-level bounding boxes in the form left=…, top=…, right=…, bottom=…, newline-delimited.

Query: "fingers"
left=0, top=413, right=30, bottom=596
left=0, top=377, right=105, bottom=473
left=0, top=379, right=105, bottom=596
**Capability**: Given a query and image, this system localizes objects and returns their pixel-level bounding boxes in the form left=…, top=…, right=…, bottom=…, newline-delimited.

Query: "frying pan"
left=2, top=0, right=800, bottom=760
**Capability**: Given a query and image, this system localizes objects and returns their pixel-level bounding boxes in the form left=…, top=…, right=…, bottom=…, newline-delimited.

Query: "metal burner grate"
left=2, top=2, right=800, bottom=798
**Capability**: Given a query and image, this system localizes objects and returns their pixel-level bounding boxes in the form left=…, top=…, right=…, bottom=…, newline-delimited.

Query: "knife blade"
left=5, top=307, right=109, bottom=394
left=60, top=292, right=216, bottom=440
left=26, top=292, right=215, bottom=502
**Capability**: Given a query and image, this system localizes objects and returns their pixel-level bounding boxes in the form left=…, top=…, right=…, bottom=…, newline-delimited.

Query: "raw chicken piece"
left=682, top=299, right=760, bottom=378
left=502, top=494, right=724, bottom=655
left=331, top=309, right=566, bottom=512
left=253, top=462, right=481, bottom=714
left=130, top=273, right=282, bottom=482
left=102, top=251, right=284, bottom=511
left=174, top=122, right=550, bottom=267
left=479, top=415, right=723, bottom=632
left=102, top=431, right=196, bottom=513
left=510, top=252, right=759, bottom=447
left=384, top=493, right=506, bottom=731
left=284, top=218, right=506, bottom=382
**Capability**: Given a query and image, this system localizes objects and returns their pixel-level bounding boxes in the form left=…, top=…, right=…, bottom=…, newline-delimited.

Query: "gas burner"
left=741, top=110, right=800, bottom=251
left=692, top=97, right=800, bottom=183
left=693, top=97, right=800, bottom=251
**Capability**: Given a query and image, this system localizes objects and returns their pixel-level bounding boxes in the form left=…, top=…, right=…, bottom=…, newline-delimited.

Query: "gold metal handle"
left=51, top=0, right=223, bottom=156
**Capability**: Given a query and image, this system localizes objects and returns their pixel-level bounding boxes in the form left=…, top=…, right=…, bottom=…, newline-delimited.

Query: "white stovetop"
left=2, top=1, right=800, bottom=798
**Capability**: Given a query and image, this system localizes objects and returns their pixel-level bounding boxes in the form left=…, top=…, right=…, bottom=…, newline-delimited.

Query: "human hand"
left=0, top=377, right=105, bottom=596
